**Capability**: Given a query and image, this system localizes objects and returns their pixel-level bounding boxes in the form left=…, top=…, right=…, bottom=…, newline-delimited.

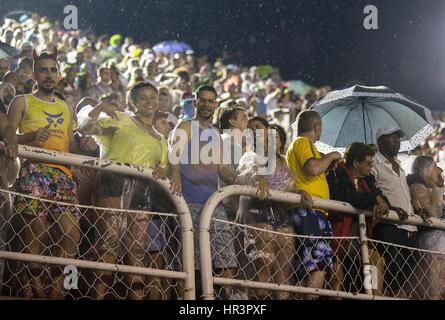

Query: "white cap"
left=376, top=127, right=404, bottom=141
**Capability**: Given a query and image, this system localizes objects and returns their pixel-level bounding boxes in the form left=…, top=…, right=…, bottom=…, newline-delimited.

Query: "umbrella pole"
left=362, top=98, right=367, bottom=144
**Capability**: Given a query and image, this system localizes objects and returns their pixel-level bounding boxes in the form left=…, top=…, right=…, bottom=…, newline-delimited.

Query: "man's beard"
left=38, top=83, right=55, bottom=94
left=197, top=109, right=214, bottom=120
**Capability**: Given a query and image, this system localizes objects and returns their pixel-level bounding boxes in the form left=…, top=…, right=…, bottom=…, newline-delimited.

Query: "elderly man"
left=286, top=110, right=341, bottom=298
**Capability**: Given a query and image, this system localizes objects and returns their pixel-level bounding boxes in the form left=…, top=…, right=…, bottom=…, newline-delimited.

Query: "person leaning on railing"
left=78, top=81, right=168, bottom=300
left=236, top=120, right=313, bottom=300
left=326, top=142, right=389, bottom=295
left=7, top=48, right=84, bottom=299
left=371, top=128, right=425, bottom=298
left=285, top=110, right=341, bottom=299
left=169, top=85, right=243, bottom=300
left=406, top=155, right=445, bottom=299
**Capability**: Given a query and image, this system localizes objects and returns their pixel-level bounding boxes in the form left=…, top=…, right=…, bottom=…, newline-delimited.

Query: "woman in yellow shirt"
left=80, top=81, right=167, bottom=300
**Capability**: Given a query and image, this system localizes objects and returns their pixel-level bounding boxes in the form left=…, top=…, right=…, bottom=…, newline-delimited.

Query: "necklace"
left=131, top=115, right=160, bottom=141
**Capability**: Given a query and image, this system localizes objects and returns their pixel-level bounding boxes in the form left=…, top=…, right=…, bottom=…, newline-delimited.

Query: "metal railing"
left=2, top=146, right=445, bottom=300
left=0, top=145, right=195, bottom=299
left=199, top=185, right=445, bottom=300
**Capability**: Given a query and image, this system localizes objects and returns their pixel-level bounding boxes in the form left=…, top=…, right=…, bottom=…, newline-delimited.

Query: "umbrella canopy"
left=308, top=85, right=434, bottom=154
left=2, top=10, right=33, bottom=21
left=0, top=41, right=19, bottom=58
left=152, top=41, right=192, bottom=54
left=286, top=80, right=315, bottom=96
left=0, top=49, right=9, bottom=60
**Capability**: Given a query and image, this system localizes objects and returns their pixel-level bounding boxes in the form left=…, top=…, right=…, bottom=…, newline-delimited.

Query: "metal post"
left=358, top=213, right=373, bottom=295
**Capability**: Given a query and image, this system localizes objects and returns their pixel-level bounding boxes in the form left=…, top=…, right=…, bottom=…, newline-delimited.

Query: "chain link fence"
left=211, top=218, right=376, bottom=300
left=200, top=185, right=445, bottom=300
left=0, top=187, right=186, bottom=299
left=2, top=147, right=445, bottom=300
left=368, top=237, right=445, bottom=299
left=0, top=145, right=195, bottom=300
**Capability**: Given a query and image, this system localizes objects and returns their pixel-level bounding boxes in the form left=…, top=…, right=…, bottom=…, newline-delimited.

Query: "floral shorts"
left=14, top=162, right=80, bottom=217
left=290, top=208, right=333, bottom=281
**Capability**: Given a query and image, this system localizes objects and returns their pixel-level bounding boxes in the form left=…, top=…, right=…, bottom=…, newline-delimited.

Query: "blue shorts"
left=290, top=208, right=333, bottom=281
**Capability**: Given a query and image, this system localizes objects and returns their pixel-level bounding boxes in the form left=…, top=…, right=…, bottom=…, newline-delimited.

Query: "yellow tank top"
left=19, top=94, right=72, bottom=176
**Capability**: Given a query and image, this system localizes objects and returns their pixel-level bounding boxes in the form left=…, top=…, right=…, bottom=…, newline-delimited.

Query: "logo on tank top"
left=43, top=111, right=65, bottom=136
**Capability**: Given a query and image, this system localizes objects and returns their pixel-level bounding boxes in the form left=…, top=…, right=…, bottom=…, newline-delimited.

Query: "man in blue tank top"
left=169, top=85, right=244, bottom=298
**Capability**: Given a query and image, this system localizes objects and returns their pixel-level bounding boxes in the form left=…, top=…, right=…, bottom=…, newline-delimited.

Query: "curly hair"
left=127, top=81, right=158, bottom=110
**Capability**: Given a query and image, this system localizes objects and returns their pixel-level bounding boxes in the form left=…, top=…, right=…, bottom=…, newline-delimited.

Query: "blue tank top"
left=180, top=123, right=219, bottom=204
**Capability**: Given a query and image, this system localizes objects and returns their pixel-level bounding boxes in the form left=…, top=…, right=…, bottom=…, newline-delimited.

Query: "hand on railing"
left=169, top=172, right=182, bottom=196
left=372, top=196, right=389, bottom=222
left=255, top=176, right=270, bottom=201
left=390, top=206, right=409, bottom=222
left=416, top=208, right=433, bottom=225
left=152, top=164, right=167, bottom=180
left=298, top=190, right=314, bottom=208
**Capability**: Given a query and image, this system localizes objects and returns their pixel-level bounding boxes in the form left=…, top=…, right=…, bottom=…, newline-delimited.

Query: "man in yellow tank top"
left=7, top=48, right=80, bottom=299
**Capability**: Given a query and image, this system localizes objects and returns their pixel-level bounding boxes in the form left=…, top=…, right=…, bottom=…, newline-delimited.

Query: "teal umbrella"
left=286, top=80, right=314, bottom=96
left=0, top=49, right=9, bottom=60
left=308, top=85, right=434, bottom=154
left=0, top=41, right=19, bottom=58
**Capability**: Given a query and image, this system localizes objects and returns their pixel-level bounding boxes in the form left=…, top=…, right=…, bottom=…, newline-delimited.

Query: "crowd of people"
left=0, top=13, right=444, bottom=300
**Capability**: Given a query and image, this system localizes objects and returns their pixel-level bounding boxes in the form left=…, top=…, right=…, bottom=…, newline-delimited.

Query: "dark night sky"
left=2, top=0, right=445, bottom=110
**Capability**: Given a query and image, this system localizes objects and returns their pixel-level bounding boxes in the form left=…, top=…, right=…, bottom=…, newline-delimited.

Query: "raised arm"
left=77, top=101, right=120, bottom=136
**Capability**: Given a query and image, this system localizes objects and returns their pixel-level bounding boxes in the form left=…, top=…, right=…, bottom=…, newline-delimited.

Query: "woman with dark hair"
left=270, top=124, right=287, bottom=154
left=326, top=142, right=389, bottom=295
left=80, top=81, right=167, bottom=300
left=236, top=117, right=312, bottom=299
left=217, top=106, right=248, bottom=219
